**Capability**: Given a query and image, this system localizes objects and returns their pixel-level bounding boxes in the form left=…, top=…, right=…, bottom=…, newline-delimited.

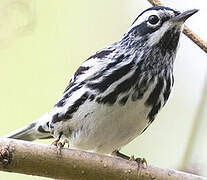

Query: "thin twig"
left=147, top=0, right=207, bottom=54
left=0, top=138, right=206, bottom=180
left=148, top=0, right=162, bottom=6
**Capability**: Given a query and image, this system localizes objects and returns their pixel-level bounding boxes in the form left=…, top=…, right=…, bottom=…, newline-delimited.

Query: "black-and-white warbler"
left=6, top=6, right=198, bottom=156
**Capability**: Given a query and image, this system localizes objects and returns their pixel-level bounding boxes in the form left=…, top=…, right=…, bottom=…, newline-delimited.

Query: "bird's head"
left=123, top=6, right=198, bottom=55
left=118, top=6, right=198, bottom=69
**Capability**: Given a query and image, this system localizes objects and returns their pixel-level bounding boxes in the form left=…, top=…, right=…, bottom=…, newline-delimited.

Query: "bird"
left=5, top=6, right=198, bottom=159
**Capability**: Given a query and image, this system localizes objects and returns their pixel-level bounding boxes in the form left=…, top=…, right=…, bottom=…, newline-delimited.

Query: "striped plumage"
left=6, top=6, right=198, bottom=154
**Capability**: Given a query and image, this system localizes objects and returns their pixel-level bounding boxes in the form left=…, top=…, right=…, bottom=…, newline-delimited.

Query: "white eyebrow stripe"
left=131, top=10, right=159, bottom=29
left=130, top=9, right=175, bottom=30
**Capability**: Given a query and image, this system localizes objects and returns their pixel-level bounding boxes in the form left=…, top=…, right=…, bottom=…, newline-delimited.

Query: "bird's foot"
left=112, top=150, right=147, bottom=168
left=52, top=139, right=69, bottom=150
left=51, top=132, right=69, bottom=154
left=52, top=139, right=59, bottom=146
left=129, top=155, right=147, bottom=167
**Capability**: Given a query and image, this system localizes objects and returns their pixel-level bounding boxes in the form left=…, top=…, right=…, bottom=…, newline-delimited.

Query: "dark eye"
left=148, top=15, right=159, bottom=25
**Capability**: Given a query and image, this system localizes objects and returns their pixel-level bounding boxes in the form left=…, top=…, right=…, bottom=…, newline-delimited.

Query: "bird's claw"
left=130, top=156, right=147, bottom=167
left=52, top=139, right=69, bottom=156
left=52, top=139, right=69, bottom=150
left=52, top=139, right=59, bottom=146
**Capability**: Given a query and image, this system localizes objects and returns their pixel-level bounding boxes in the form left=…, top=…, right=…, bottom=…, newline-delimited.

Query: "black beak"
left=171, top=9, right=199, bottom=23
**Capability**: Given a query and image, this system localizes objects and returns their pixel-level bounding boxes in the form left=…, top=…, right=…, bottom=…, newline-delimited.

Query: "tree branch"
left=0, top=138, right=206, bottom=180
left=147, top=0, right=207, bottom=54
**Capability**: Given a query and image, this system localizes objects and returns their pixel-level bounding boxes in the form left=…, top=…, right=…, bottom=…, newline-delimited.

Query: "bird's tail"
left=5, top=113, right=52, bottom=141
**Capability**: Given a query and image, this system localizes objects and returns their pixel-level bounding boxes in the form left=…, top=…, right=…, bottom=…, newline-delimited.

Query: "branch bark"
left=0, top=138, right=206, bottom=180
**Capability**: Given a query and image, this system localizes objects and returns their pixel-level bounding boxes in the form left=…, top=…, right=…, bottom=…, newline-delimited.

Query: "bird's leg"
left=112, top=150, right=131, bottom=160
left=112, top=150, right=147, bottom=167
left=52, top=132, right=63, bottom=148
left=52, top=132, right=70, bottom=150
left=61, top=139, right=70, bottom=148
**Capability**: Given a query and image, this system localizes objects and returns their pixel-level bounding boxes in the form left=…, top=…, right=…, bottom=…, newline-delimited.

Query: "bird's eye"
left=148, top=15, right=159, bottom=25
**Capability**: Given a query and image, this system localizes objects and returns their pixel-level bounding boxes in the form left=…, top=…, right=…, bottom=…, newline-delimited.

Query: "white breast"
left=57, top=78, right=158, bottom=154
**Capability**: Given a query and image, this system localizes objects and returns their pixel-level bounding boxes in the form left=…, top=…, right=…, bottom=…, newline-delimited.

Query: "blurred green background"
left=0, top=0, right=207, bottom=179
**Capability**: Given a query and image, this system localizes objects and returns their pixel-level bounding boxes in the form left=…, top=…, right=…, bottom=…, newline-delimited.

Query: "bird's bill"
left=171, top=9, right=199, bottom=23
